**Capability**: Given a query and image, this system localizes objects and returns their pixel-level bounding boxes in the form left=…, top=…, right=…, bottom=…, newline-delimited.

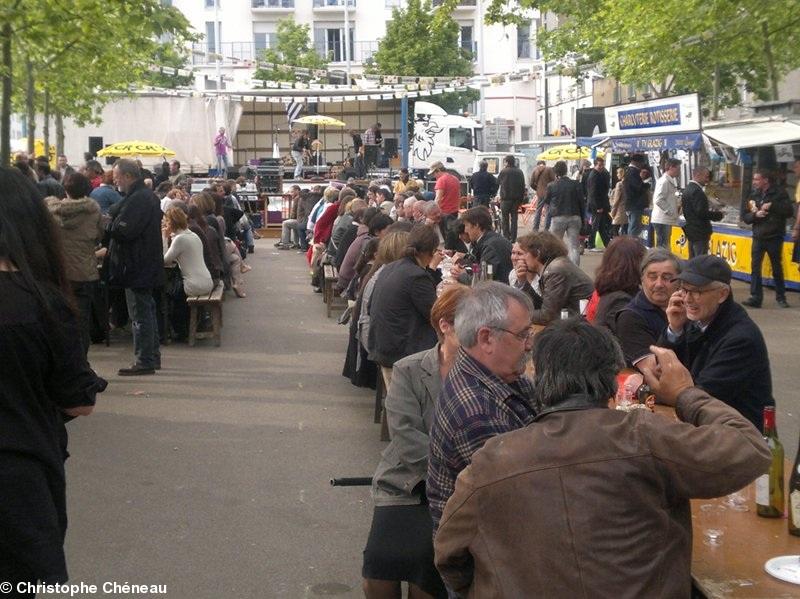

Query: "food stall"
left=689, top=115, right=800, bottom=291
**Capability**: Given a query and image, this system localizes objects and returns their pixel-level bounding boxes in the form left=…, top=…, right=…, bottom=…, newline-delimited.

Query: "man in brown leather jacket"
left=434, top=319, right=770, bottom=598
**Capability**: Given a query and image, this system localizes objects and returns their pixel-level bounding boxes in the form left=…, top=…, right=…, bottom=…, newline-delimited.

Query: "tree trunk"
left=0, top=23, right=11, bottom=167
left=43, top=89, right=50, bottom=162
left=761, top=21, right=779, bottom=101
left=26, top=60, right=35, bottom=155
left=711, top=63, right=720, bottom=120
left=55, top=111, right=64, bottom=157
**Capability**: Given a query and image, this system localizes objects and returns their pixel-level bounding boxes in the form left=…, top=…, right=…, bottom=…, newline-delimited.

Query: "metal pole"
left=344, top=0, right=351, bottom=83
left=400, top=95, right=408, bottom=169
left=478, top=0, right=485, bottom=126
left=215, top=0, right=222, bottom=90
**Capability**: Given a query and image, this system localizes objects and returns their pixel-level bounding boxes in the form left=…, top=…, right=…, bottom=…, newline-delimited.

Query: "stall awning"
left=703, top=119, right=800, bottom=149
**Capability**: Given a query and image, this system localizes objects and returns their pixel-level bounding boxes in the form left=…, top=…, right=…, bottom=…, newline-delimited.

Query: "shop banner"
left=611, top=132, right=703, bottom=153
left=605, top=93, right=701, bottom=136
left=670, top=224, right=800, bottom=291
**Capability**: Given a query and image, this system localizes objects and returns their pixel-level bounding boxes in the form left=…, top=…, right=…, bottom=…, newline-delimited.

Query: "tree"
left=479, top=0, right=800, bottom=112
left=142, top=43, right=195, bottom=90
left=253, top=18, right=328, bottom=83
left=369, top=0, right=479, bottom=115
left=0, top=0, right=196, bottom=164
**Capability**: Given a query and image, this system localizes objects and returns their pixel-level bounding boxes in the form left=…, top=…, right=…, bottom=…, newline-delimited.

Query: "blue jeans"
left=125, top=288, right=161, bottom=368
left=215, top=153, right=229, bottom=176
left=652, top=223, right=671, bottom=249
left=627, top=209, right=644, bottom=242
left=292, top=150, right=304, bottom=179
left=297, top=222, right=308, bottom=250
left=532, top=203, right=551, bottom=232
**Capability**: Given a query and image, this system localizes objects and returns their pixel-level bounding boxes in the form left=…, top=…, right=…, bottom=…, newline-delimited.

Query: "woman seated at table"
left=162, top=207, right=214, bottom=340
left=515, top=231, right=594, bottom=325
left=362, top=284, right=468, bottom=599
left=585, top=236, right=646, bottom=330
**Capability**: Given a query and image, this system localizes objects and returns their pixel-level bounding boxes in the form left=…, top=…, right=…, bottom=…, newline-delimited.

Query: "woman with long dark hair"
left=586, top=236, right=646, bottom=330
left=0, top=167, right=106, bottom=588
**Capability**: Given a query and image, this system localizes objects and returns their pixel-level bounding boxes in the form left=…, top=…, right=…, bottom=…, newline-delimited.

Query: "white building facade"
left=169, top=0, right=592, bottom=141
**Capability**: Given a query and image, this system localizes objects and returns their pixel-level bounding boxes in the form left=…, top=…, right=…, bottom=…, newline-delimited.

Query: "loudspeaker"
left=88, top=136, right=103, bottom=157
left=364, top=145, right=379, bottom=168
left=384, top=137, right=398, bottom=158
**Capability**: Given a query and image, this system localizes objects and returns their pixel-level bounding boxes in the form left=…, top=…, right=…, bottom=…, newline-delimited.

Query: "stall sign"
left=611, top=132, right=703, bottom=153
left=605, top=93, right=701, bottom=137
left=670, top=224, right=800, bottom=291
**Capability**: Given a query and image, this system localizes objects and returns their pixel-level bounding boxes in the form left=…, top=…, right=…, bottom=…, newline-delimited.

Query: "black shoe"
left=777, top=298, right=790, bottom=308
left=154, top=362, right=162, bottom=370
left=118, top=364, right=155, bottom=376
left=741, top=297, right=762, bottom=308
left=248, top=246, right=255, bottom=254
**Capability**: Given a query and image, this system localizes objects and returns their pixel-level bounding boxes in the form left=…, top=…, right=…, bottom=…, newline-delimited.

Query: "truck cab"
left=409, top=101, right=482, bottom=180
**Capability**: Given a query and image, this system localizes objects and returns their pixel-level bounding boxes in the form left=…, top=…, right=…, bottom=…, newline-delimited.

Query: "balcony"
left=313, top=40, right=378, bottom=64
left=251, top=0, right=294, bottom=8
left=313, top=0, right=356, bottom=9
left=432, top=0, right=476, bottom=8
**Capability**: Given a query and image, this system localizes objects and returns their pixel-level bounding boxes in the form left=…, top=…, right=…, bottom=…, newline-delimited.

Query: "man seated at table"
left=434, top=319, right=770, bottom=598
left=615, top=248, right=680, bottom=371
left=658, top=254, right=776, bottom=430
left=427, top=282, right=538, bottom=533
left=458, top=207, right=513, bottom=283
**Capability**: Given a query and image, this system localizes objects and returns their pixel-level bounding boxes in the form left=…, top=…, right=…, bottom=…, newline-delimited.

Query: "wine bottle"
left=789, top=442, right=800, bottom=535
left=756, top=406, right=784, bottom=518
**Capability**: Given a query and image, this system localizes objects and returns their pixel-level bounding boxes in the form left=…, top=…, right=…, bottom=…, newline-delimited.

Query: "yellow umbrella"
left=292, top=114, right=346, bottom=127
left=536, top=144, right=604, bottom=161
left=10, top=138, right=56, bottom=166
left=96, top=141, right=176, bottom=157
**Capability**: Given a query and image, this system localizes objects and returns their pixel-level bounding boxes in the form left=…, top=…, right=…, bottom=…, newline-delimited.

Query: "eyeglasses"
left=678, top=285, right=720, bottom=300
left=492, top=326, right=535, bottom=343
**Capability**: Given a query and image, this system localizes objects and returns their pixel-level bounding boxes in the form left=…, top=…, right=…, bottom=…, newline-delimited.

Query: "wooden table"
left=653, top=406, right=800, bottom=597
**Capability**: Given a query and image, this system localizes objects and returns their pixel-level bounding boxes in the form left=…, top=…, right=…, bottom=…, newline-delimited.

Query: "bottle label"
left=756, top=474, right=769, bottom=505
left=791, top=490, right=800, bottom=525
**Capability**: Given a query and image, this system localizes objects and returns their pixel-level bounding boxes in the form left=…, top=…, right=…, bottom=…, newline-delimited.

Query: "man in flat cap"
left=658, top=255, right=775, bottom=430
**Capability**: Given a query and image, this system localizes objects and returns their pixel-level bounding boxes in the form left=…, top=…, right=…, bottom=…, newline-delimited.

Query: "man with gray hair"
left=614, top=248, right=680, bottom=372
left=109, top=158, right=164, bottom=375
left=427, top=282, right=538, bottom=531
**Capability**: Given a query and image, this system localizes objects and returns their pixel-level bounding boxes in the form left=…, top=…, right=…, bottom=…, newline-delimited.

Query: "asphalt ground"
left=56, top=237, right=800, bottom=599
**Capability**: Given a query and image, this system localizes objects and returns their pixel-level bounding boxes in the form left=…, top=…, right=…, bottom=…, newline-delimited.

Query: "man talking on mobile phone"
left=658, top=254, right=775, bottom=430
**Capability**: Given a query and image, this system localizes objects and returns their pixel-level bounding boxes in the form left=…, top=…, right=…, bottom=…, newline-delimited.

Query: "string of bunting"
left=131, top=86, right=456, bottom=104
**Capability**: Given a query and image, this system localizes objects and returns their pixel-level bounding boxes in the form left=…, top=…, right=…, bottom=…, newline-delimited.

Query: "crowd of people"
left=274, top=155, right=786, bottom=597
left=2, top=144, right=795, bottom=597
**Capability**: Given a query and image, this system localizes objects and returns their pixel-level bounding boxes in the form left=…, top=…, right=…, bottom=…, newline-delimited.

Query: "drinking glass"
left=699, top=503, right=727, bottom=546
left=724, top=484, right=752, bottom=512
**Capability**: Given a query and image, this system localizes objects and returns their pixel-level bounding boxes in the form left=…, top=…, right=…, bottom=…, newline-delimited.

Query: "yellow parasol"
left=292, top=114, right=346, bottom=127
left=536, top=144, right=604, bottom=161
left=96, top=141, right=176, bottom=157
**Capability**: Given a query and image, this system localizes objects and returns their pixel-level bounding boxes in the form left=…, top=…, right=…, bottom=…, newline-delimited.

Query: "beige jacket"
left=47, top=197, right=104, bottom=282
left=610, top=181, right=628, bottom=225
left=434, top=388, right=771, bottom=599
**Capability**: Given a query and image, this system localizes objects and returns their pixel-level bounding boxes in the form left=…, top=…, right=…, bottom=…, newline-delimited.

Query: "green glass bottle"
left=788, top=442, right=800, bottom=535
left=756, top=406, right=784, bottom=518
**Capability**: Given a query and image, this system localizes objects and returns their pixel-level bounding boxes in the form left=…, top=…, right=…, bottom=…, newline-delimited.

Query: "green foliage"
left=142, top=43, right=194, bottom=90
left=2, top=0, right=197, bottom=130
left=370, top=0, right=479, bottom=113
left=253, top=18, right=328, bottom=83
left=483, top=0, right=800, bottom=109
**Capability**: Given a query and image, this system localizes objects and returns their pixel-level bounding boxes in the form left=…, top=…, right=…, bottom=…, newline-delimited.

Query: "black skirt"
left=362, top=504, right=447, bottom=598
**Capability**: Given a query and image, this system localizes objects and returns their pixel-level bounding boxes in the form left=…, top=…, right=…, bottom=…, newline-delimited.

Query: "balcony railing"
left=192, top=41, right=378, bottom=65
left=313, top=40, right=378, bottom=64
left=313, top=0, right=356, bottom=7
left=251, top=0, right=294, bottom=7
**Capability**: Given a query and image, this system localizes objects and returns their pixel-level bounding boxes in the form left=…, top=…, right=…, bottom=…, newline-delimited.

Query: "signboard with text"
left=604, top=93, right=701, bottom=137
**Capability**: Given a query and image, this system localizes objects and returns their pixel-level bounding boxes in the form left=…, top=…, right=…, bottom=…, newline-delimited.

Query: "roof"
left=703, top=117, right=800, bottom=149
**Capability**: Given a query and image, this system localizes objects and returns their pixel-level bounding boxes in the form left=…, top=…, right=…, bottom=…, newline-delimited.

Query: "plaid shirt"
left=427, top=348, right=538, bottom=530
left=363, top=127, right=377, bottom=145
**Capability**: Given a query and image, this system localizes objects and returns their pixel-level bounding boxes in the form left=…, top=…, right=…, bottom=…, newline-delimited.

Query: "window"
left=252, top=0, right=294, bottom=6
left=205, top=21, right=217, bottom=52
left=517, top=22, right=531, bottom=58
left=385, top=0, right=403, bottom=6
left=521, top=126, right=532, bottom=142
left=254, top=32, right=276, bottom=54
left=205, top=0, right=216, bottom=7
left=449, top=127, right=473, bottom=150
left=459, top=25, right=473, bottom=56
left=314, top=27, right=354, bottom=62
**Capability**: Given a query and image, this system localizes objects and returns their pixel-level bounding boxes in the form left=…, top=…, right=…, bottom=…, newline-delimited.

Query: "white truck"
left=409, top=101, right=482, bottom=180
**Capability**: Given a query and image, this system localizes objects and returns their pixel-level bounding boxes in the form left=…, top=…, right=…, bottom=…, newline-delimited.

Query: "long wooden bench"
left=187, top=282, right=224, bottom=347
left=323, top=264, right=347, bottom=317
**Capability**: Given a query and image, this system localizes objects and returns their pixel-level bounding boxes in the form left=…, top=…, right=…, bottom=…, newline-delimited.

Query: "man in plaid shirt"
left=427, top=282, right=539, bottom=531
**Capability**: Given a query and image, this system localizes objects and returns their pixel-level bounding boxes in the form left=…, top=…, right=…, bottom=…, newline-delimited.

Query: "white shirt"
left=163, top=230, right=214, bottom=296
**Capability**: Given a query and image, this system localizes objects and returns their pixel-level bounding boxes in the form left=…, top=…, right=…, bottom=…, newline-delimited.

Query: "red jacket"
left=313, top=202, right=339, bottom=245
